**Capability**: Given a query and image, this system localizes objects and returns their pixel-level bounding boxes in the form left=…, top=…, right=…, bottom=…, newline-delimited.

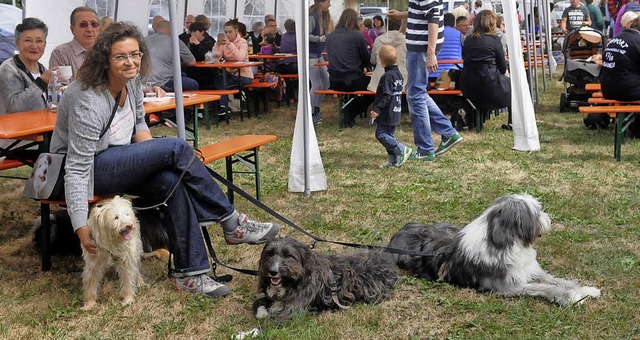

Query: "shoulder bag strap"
left=100, top=90, right=122, bottom=139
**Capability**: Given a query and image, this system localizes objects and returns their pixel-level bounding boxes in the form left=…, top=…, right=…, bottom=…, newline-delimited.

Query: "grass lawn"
left=0, top=70, right=639, bottom=339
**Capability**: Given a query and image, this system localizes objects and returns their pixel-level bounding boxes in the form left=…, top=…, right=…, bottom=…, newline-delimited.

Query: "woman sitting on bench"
left=325, top=8, right=373, bottom=127
left=50, top=22, right=279, bottom=299
left=213, top=18, right=253, bottom=110
left=459, top=10, right=512, bottom=129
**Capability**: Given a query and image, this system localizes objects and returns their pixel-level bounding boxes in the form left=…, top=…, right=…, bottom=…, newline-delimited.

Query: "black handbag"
left=23, top=91, right=122, bottom=200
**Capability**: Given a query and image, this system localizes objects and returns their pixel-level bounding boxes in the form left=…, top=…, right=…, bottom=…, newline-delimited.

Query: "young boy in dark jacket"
left=370, top=45, right=412, bottom=168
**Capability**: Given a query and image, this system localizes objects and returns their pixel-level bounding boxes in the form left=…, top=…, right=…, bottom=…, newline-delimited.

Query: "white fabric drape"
left=503, top=0, right=540, bottom=151
left=288, top=1, right=327, bottom=193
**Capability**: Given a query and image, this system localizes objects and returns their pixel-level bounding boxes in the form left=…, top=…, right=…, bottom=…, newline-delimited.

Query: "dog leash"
left=204, top=167, right=446, bottom=259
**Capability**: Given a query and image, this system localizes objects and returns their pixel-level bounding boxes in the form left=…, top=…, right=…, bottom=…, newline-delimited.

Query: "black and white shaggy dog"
left=388, top=194, right=601, bottom=306
left=253, top=237, right=400, bottom=320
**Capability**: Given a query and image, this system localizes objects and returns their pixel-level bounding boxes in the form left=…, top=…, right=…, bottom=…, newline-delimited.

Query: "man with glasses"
left=49, top=6, right=100, bottom=74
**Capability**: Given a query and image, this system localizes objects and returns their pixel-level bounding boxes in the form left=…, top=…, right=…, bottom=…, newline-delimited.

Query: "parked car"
left=0, top=4, right=21, bottom=64
left=360, top=6, right=387, bottom=23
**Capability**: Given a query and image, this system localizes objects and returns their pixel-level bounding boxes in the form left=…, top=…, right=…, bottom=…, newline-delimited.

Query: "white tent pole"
left=169, top=0, right=186, bottom=140
left=114, top=0, right=119, bottom=21
left=300, top=2, right=310, bottom=196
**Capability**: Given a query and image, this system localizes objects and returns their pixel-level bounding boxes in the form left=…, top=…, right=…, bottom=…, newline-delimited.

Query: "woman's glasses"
left=78, top=21, right=100, bottom=28
left=111, top=51, right=144, bottom=62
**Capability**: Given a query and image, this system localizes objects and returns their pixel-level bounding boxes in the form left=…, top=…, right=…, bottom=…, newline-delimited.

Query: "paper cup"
left=58, top=65, right=73, bottom=80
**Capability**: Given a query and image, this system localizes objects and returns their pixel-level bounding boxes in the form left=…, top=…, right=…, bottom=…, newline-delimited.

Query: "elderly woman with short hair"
left=50, top=22, right=278, bottom=298
left=0, top=17, right=55, bottom=114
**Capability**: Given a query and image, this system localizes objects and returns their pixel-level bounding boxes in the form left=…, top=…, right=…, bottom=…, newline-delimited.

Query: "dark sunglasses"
left=78, top=21, right=100, bottom=28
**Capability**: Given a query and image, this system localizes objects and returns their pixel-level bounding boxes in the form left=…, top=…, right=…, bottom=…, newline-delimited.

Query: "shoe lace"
left=239, top=219, right=269, bottom=233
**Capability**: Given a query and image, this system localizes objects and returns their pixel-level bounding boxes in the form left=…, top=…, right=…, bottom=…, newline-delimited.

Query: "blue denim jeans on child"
left=375, top=124, right=405, bottom=163
left=406, top=51, right=457, bottom=155
left=93, top=138, right=234, bottom=277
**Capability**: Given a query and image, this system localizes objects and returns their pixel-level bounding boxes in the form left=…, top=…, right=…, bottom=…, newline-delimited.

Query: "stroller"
left=559, top=27, right=607, bottom=112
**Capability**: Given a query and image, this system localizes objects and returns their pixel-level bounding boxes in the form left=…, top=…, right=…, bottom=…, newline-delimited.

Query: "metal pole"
left=301, top=2, right=310, bottom=197
left=530, top=0, right=539, bottom=104
left=538, top=0, right=547, bottom=91
left=169, top=0, right=186, bottom=140
left=114, top=0, right=119, bottom=21
left=521, top=0, right=533, bottom=98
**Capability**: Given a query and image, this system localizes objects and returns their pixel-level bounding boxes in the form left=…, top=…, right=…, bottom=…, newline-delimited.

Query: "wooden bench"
left=242, top=81, right=278, bottom=116
left=198, top=134, right=277, bottom=204
left=0, top=158, right=30, bottom=180
left=185, top=89, right=241, bottom=127
left=38, top=196, right=102, bottom=271
left=579, top=104, right=640, bottom=161
left=314, top=88, right=482, bottom=130
left=280, top=74, right=299, bottom=105
left=36, top=134, right=277, bottom=271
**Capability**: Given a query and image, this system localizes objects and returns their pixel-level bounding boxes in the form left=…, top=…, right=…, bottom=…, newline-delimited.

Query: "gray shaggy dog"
left=389, top=193, right=601, bottom=306
left=253, top=237, right=399, bottom=320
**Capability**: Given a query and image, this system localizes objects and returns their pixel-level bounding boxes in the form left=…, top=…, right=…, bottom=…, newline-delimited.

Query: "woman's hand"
left=76, top=226, right=96, bottom=254
left=155, top=86, right=166, bottom=98
left=189, top=35, right=200, bottom=45
left=40, top=67, right=57, bottom=84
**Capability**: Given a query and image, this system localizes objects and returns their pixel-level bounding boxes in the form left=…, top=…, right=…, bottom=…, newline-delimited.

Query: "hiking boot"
left=224, top=214, right=280, bottom=245
left=174, top=274, right=230, bottom=297
left=396, top=146, right=413, bottom=167
left=434, top=133, right=463, bottom=156
left=409, top=151, right=436, bottom=162
left=379, top=162, right=396, bottom=169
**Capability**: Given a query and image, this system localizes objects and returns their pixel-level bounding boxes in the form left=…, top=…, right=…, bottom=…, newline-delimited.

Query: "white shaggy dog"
left=31, top=154, right=51, bottom=197
left=82, top=196, right=143, bottom=310
left=389, top=193, right=601, bottom=307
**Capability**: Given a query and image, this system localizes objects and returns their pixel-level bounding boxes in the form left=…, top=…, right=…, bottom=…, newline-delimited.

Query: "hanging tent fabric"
left=288, top=0, right=327, bottom=194
left=504, top=0, right=541, bottom=151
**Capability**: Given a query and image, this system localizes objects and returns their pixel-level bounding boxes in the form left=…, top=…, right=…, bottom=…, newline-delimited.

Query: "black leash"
left=204, top=167, right=446, bottom=259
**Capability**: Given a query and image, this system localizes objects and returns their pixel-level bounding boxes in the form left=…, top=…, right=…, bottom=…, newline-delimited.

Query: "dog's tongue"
left=270, top=277, right=281, bottom=286
left=121, top=229, right=132, bottom=240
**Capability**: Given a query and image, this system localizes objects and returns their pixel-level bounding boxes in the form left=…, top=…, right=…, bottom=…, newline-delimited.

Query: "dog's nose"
left=269, top=270, right=279, bottom=277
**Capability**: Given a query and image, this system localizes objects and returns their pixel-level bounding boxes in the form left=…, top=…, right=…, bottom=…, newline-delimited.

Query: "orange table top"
left=0, top=109, right=57, bottom=139
left=0, top=94, right=220, bottom=140
left=195, top=61, right=262, bottom=68
left=143, top=94, right=220, bottom=113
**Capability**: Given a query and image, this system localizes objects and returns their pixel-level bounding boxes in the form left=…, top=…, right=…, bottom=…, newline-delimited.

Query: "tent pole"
left=169, top=0, right=186, bottom=140
left=114, top=0, right=119, bottom=21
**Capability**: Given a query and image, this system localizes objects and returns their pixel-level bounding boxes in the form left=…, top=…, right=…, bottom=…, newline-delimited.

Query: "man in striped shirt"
left=389, top=0, right=463, bottom=161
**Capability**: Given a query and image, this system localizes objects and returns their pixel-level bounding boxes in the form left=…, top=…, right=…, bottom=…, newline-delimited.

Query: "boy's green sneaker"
left=395, top=146, right=413, bottom=167
left=435, top=133, right=463, bottom=156
left=408, top=151, right=436, bottom=162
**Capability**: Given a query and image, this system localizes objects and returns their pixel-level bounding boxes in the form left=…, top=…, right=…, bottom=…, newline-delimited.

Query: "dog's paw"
left=255, top=305, right=270, bottom=319
left=121, top=296, right=135, bottom=306
left=580, top=286, right=601, bottom=298
left=81, top=301, right=97, bottom=311
left=568, top=287, right=600, bottom=305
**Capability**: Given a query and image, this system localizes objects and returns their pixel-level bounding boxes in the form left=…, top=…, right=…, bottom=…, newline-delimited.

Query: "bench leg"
left=254, top=147, right=261, bottom=201
left=225, top=155, right=234, bottom=204
left=192, top=105, right=199, bottom=148
left=40, top=203, right=52, bottom=271
left=338, top=95, right=345, bottom=128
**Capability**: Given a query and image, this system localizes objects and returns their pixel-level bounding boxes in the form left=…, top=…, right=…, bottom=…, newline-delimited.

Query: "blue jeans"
left=162, top=76, right=200, bottom=92
left=93, top=138, right=234, bottom=277
left=406, top=51, right=458, bottom=154
left=375, top=124, right=405, bottom=163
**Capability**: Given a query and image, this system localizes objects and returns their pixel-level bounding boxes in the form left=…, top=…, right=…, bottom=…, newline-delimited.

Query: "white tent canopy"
left=22, top=0, right=539, bottom=194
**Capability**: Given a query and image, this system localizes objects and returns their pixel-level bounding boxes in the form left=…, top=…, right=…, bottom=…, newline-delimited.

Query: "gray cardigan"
left=50, top=80, right=149, bottom=231
left=0, top=56, right=48, bottom=114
